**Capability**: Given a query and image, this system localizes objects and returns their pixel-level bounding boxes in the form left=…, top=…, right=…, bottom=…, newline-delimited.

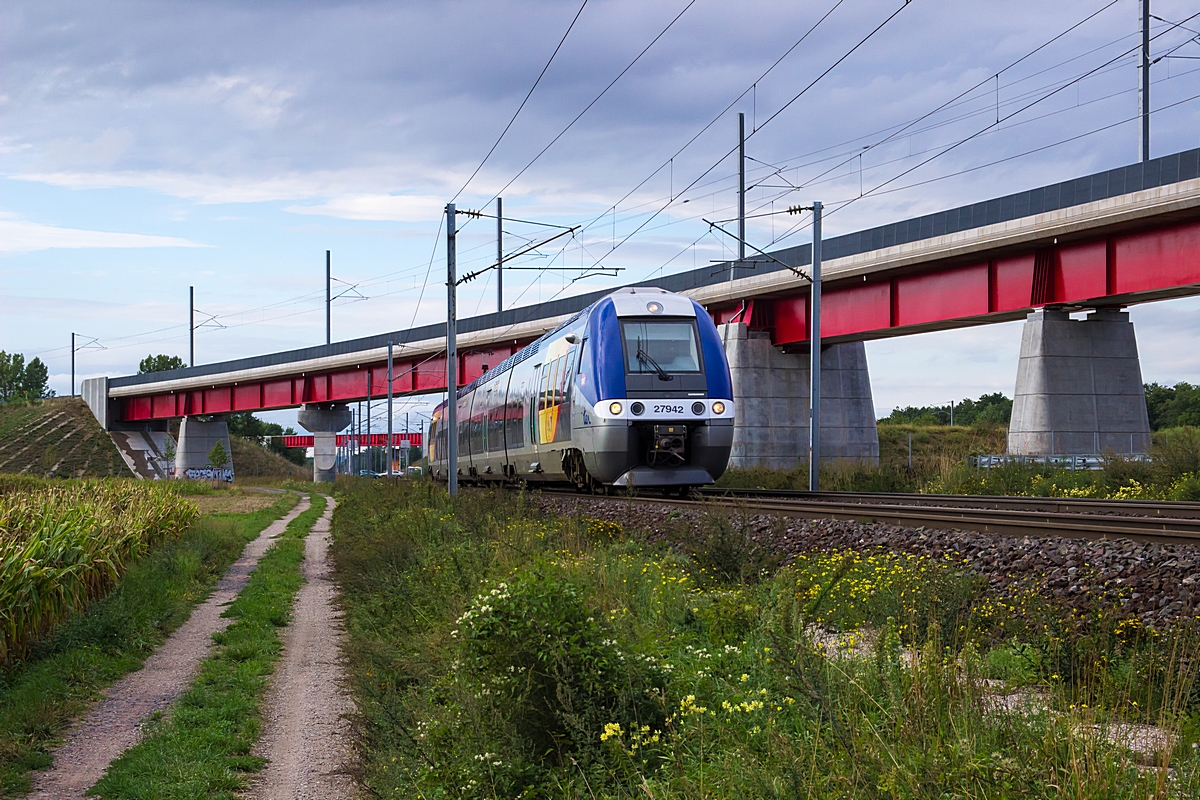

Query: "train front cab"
left=575, top=288, right=734, bottom=488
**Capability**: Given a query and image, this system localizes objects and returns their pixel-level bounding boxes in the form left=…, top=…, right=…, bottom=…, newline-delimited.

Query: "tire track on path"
left=28, top=495, right=313, bottom=800
left=249, top=495, right=358, bottom=799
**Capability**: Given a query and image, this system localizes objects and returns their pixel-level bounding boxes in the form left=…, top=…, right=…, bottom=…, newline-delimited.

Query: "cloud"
left=285, top=194, right=446, bottom=222
left=0, top=218, right=210, bottom=253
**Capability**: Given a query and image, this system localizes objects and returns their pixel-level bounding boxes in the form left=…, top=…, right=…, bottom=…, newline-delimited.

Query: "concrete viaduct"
left=83, top=147, right=1200, bottom=480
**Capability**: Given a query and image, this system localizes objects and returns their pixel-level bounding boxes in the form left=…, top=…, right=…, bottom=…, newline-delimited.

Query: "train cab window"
left=622, top=320, right=701, bottom=374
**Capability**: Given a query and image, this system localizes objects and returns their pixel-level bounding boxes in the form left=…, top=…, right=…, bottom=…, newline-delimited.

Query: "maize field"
left=0, top=478, right=198, bottom=664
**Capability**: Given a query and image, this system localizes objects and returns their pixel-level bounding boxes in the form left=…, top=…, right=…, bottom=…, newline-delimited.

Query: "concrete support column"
left=719, top=323, right=878, bottom=469
left=298, top=404, right=351, bottom=482
left=1008, top=308, right=1151, bottom=456
left=175, top=416, right=234, bottom=482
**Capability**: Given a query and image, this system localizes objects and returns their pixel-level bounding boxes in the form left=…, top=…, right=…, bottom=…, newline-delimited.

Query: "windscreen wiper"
left=636, top=338, right=673, bottom=381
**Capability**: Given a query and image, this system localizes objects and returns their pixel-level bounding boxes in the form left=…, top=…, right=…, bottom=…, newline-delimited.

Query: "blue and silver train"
left=430, top=287, right=734, bottom=490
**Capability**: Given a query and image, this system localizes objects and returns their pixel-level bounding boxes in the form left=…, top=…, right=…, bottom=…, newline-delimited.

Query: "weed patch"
left=334, top=483, right=1200, bottom=798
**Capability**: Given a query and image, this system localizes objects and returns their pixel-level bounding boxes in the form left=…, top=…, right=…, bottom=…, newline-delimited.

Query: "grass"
left=718, top=423, right=1200, bottom=501
left=88, top=493, right=326, bottom=800
left=0, top=398, right=131, bottom=478
left=227, top=436, right=309, bottom=481
left=0, top=491, right=299, bottom=798
left=332, top=481, right=1200, bottom=798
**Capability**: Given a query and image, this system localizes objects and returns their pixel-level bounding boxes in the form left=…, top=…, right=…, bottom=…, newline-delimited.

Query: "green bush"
left=455, top=567, right=665, bottom=774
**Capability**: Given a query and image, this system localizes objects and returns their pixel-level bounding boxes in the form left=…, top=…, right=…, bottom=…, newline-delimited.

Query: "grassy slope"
left=0, top=398, right=130, bottom=479
left=0, top=493, right=299, bottom=798
left=877, top=423, right=1007, bottom=471
left=717, top=423, right=1008, bottom=492
left=228, top=437, right=309, bottom=481
left=90, top=494, right=326, bottom=800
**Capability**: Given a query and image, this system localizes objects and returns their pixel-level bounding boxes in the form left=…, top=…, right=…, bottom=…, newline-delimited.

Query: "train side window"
left=576, top=338, right=587, bottom=372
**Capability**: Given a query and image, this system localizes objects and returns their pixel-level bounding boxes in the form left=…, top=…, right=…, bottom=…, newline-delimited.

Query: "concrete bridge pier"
left=1007, top=308, right=1151, bottom=456
left=298, top=404, right=351, bottom=482
left=175, top=416, right=234, bottom=481
left=718, top=322, right=879, bottom=469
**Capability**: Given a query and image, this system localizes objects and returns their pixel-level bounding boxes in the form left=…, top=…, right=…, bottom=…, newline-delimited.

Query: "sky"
left=2, top=0, right=1199, bottom=433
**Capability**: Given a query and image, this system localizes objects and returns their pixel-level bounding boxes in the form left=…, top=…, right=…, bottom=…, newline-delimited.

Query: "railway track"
left=560, top=487, right=1200, bottom=546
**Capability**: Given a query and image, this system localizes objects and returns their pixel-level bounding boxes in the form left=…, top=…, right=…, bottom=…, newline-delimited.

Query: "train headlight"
left=712, top=401, right=726, bottom=415
left=692, top=401, right=705, bottom=415
left=630, top=402, right=645, bottom=415
left=646, top=301, right=664, bottom=314
left=609, top=401, right=623, bottom=415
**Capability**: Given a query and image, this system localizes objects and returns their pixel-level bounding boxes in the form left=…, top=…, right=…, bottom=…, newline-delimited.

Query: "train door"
left=505, top=359, right=534, bottom=475
left=457, top=392, right=473, bottom=478
left=490, top=370, right=513, bottom=477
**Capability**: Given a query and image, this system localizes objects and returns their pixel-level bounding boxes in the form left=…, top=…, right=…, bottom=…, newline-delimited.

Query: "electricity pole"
left=446, top=203, right=459, bottom=497
left=738, top=112, right=746, bottom=272
left=70, top=332, right=75, bottom=397
left=366, top=374, right=372, bottom=474
left=1139, top=0, right=1150, bottom=162
left=809, top=201, right=823, bottom=493
left=386, top=341, right=394, bottom=478
left=496, top=197, right=503, bottom=313
left=326, top=250, right=332, bottom=345
left=189, top=286, right=195, bottom=367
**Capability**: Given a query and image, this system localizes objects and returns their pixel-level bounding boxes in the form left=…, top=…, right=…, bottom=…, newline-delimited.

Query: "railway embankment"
left=541, top=493, right=1200, bottom=628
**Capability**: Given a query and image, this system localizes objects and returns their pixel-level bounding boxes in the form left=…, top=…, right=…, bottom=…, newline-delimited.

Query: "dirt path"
left=249, top=495, right=358, bottom=799
left=28, top=495, right=313, bottom=800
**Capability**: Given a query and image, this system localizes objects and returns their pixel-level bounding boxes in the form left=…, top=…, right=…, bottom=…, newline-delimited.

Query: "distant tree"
left=879, top=392, right=1012, bottom=427
left=1143, top=382, right=1200, bottom=430
left=138, top=354, right=187, bottom=374
left=0, top=351, right=53, bottom=402
left=21, top=358, right=51, bottom=399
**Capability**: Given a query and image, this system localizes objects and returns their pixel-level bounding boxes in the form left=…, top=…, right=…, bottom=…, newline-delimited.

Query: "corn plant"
left=0, top=479, right=198, bottom=663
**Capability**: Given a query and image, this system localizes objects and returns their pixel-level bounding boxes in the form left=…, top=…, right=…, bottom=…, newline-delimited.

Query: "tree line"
left=0, top=352, right=52, bottom=403
left=879, top=392, right=1013, bottom=427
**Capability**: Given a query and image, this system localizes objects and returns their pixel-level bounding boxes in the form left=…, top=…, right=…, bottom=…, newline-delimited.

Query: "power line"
left=792, top=0, right=1122, bottom=206
left=451, top=0, right=588, bottom=202
left=577, top=0, right=913, bottom=276
left=478, top=0, right=699, bottom=207
left=722, top=61, right=1200, bottom=226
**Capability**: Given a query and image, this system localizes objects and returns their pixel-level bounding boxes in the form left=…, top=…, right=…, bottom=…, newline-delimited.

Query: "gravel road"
left=29, top=494, right=312, bottom=800
left=248, top=495, right=358, bottom=799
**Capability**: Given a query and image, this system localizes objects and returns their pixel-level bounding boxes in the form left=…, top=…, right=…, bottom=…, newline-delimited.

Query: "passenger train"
left=430, top=287, right=734, bottom=490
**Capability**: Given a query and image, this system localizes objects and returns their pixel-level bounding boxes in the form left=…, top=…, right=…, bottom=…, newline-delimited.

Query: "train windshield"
left=622, top=320, right=701, bottom=374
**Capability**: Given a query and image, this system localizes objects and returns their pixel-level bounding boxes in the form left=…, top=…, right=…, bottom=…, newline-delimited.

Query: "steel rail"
left=548, top=488, right=1200, bottom=546
left=696, top=487, right=1200, bottom=519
